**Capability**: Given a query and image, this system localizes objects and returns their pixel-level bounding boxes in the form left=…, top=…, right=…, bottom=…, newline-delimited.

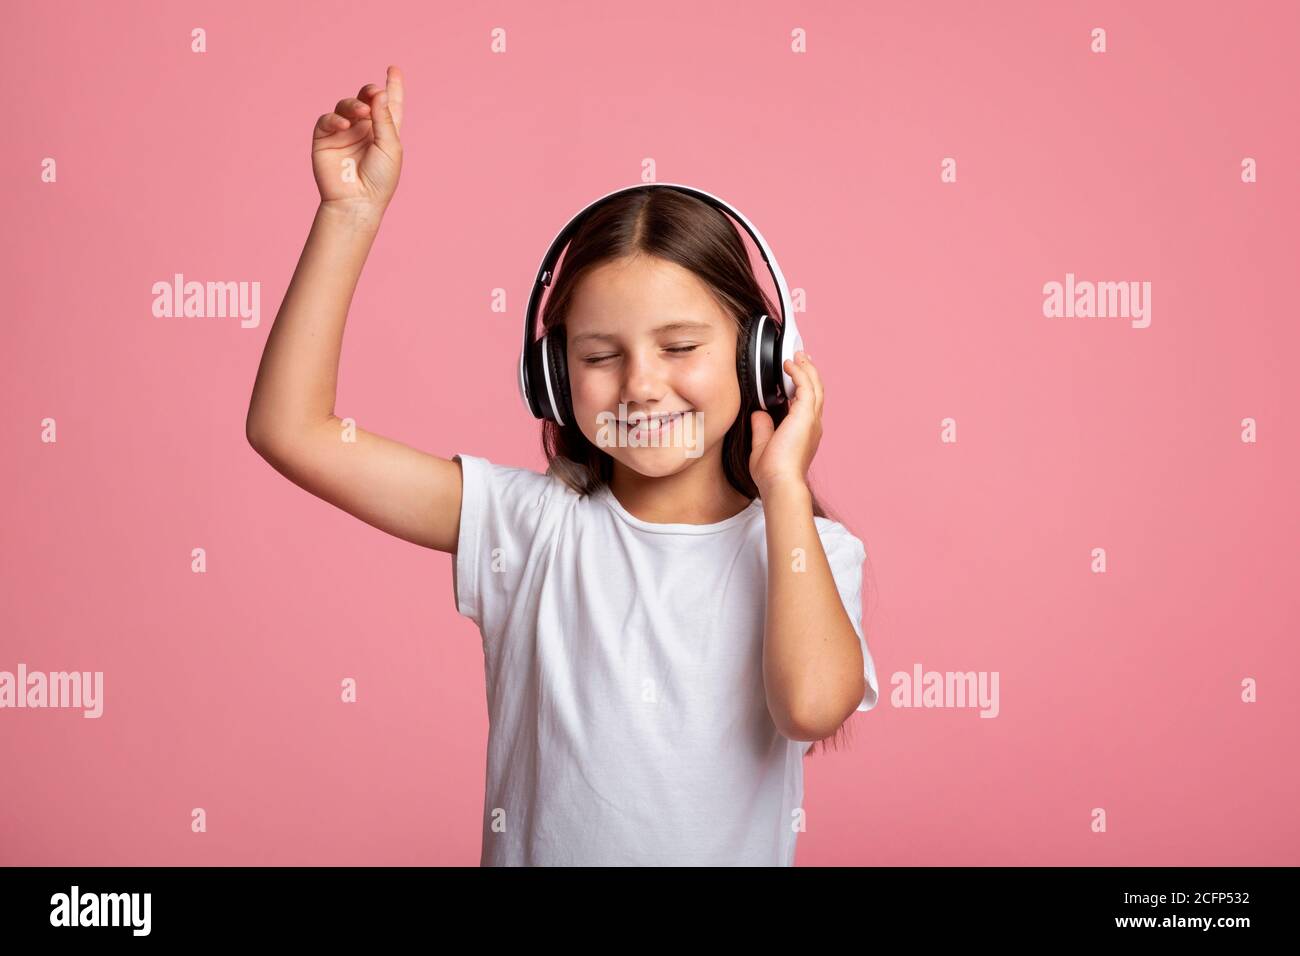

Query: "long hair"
left=537, top=185, right=866, bottom=755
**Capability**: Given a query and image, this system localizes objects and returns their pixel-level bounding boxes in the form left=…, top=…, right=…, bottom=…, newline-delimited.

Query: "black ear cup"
left=738, top=314, right=789, bottom=425
left=738, top=318, right=758, bottom=408
left=741, top=315, right=785, bottom=411
left=524, top=331, right=551, bottom=420
left=525, top=326, right=572, bottom=424
left=543, top=324, right=574, bottom=426
left=760, top=317, right=785, bottom=409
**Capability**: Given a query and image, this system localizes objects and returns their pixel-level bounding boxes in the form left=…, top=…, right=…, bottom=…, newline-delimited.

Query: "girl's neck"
left=607, top=455, right=753, bottom=526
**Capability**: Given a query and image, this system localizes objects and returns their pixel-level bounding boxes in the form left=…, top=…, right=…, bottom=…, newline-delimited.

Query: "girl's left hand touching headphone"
left=749, top=350, right=823, bottom=496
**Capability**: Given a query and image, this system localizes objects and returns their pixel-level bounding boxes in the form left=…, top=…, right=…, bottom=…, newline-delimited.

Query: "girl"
left=246, top=65, right=880, bottom=867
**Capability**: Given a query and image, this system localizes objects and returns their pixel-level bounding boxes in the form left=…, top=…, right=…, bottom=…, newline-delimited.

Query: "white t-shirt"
left=451, top=453, right=879, bottom=866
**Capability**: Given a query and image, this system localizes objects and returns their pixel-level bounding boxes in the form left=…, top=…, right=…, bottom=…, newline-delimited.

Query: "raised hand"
left=311, top=65, right=405, bottom=208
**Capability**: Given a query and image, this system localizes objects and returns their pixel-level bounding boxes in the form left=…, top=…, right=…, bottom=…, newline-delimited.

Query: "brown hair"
left=537, top=185, right=867, bottom=755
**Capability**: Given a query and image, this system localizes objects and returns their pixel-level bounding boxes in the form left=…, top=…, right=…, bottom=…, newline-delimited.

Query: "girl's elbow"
left=783, top=679, right=864, bottom=741
left=780, top=701, right=842, bottom=743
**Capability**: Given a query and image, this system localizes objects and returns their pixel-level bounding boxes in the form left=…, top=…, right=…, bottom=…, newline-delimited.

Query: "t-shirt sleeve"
left=818, top=521, right=880, bottom=714
left=452, top=453, right=563, bottom=634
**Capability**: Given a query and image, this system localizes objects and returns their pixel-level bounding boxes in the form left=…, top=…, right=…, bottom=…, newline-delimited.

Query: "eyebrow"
left=569, top=321, right=715, bottom=347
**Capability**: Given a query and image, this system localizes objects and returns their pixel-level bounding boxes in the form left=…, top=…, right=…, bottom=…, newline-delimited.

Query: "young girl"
left=246, top=65, right=880, bottom=867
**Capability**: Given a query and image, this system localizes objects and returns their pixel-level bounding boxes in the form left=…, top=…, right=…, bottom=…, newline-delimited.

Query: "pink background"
left=3, top=0, right=1297, bottom=865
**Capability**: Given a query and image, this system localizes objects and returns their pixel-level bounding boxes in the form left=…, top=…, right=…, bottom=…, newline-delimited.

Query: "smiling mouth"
left=621, top=411, right=690, bottom=433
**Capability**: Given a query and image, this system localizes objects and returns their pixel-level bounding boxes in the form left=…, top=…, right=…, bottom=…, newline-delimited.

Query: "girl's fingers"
left=384, top=65, right=405, bottom=130
left=314, top=112, right=349, bottom=137
left=783, top=357, right=813, bottom=415
left=334, top=97, right=371, bottom=121
left=797, top=351, right=824, bottom=414
left=369, top=88, right=401, bottom=149
left=787, top=351, right=821, bottom=413
left=316, top=68, right=405, bottom=145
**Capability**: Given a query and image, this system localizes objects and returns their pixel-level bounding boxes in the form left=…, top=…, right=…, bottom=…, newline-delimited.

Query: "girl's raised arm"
left=245, top=66, right=464, bottom=554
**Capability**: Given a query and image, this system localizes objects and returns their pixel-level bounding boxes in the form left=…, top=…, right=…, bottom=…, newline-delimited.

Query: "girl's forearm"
left=246, top=200, right=387, bottom=443
left=762, top=479, right=866, bottom=740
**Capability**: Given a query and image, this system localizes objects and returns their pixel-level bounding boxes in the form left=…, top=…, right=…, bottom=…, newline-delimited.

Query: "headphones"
left=517, top=182, right=803, bottom=427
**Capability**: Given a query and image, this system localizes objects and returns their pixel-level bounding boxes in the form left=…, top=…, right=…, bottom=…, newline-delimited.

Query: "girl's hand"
left=311, top=65, right=405, bottom=209
left=749, top=350, right=824, bottom=496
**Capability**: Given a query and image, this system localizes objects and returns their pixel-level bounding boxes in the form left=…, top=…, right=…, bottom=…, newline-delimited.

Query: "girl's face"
left=564, top=255, right=740, bottom=478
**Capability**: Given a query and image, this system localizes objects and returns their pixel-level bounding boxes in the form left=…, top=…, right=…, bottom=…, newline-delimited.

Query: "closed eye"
left=582, top=344, right=699, bottom=365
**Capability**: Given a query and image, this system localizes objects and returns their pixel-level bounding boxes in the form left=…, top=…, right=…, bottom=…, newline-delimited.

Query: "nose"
left=619, top=346, right=670, bottom=407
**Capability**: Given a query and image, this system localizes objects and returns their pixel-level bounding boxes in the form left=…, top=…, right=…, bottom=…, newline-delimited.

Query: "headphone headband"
left=518, top=182, right=800, bottom=424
